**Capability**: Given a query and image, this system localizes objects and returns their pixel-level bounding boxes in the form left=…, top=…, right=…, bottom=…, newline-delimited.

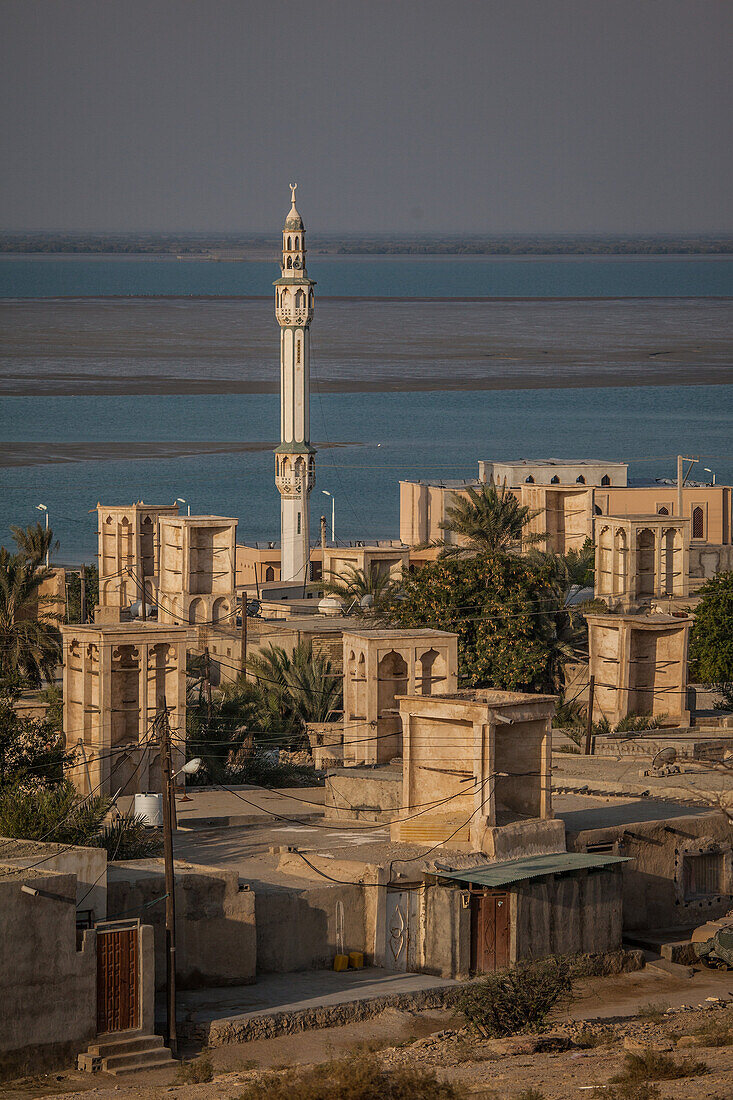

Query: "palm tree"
left=321, top=563, right=401, bottom=616
left=437, top=483, right=543, bottom=557
left=246, top=640, right=342, bottom=739
left=0, top=544, right=62, bottom=686
left=527, top=544, right=601, bottom=691
left=10, top=521, right=59, bottom=568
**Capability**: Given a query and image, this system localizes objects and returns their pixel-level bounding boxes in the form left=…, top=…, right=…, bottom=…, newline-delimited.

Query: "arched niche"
left=636, top=528, right=656, bottom=596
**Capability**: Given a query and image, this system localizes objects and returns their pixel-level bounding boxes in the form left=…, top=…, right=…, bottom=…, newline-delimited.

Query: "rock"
left=623, top=1037, right=673, bottom=1054
left=676, top=1035, right=698, bottom=1047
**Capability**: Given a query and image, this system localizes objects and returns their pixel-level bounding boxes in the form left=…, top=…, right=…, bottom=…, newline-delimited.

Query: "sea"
left=1, top=255, right=731, bottom=563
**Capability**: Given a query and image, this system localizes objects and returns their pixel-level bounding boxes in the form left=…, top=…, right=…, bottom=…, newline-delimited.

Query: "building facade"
left=274, top=185, right=316, bottom=583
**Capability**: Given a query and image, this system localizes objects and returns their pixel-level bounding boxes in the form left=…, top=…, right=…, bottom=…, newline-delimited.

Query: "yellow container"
left=333, top=953, right=349, bottom=972
left=348, top=951, right=364, bottom=969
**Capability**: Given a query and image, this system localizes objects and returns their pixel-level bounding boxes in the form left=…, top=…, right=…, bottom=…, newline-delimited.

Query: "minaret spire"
left=274, top=187, right=316, bottom=583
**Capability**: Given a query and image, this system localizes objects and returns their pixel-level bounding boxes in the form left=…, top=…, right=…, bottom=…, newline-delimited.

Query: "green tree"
left=689, top=571, right=733, bottom=684
left=0, top=678, right=71, bottom=789
left=385, top=553, right=569, bottom=692
left=10, top=521, right=58, bottom=568
left=321, top=563, right=401, bottom=616
left=0, top=524, right=63, bottom=685
left=437, top=483, right=543, bottom=557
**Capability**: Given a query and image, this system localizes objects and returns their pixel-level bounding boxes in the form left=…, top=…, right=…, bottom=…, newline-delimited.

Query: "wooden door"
left=470, top=891, right=509, bottom=974
left=386, top=889, right=421, bottom=971
left=96, top=920, right=139, bottom=1033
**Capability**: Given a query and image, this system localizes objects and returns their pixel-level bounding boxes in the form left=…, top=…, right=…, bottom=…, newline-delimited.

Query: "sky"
left=1, top=0, right=731, bottom=234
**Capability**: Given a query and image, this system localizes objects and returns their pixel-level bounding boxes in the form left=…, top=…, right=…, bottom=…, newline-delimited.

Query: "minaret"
left=274, top=184, right=316, bottom=582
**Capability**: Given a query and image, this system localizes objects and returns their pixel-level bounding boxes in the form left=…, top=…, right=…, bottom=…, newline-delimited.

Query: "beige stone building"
left=61, top=622, right=187, bottom=797
left=401, top=465, right=732, bottom=562
left=156, top=515, right=237, bottom=627
left=392, top=689, right=560, bottom=855
left=595, top=515, right=689, bottom=605
left=323, top=542, right=410, bottom=590
left=97, top=502, right=179, bottom=614
left=587, top=612, right=692, bottom=727
left=342, top=628, right=459, bottom=766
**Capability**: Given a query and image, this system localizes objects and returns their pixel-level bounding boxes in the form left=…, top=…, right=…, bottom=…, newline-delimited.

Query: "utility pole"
left=159, top=703, right=177, bottom=1055
left=80, top=565, right=86, bottom=624
left=584, top=675, right=596, bottom=756
left=204, top=647, right=213, bottom=726
left=677, top=454, right=699, bottom=520
left=240, top=599, right=248, bottom=677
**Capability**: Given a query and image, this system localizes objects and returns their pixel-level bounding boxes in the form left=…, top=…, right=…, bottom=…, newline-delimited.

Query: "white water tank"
left=134, top=792, right=163, bottom=827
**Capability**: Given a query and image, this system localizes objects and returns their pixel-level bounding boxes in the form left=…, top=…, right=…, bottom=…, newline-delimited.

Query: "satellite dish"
left=652, top=746, right=677, bottom=769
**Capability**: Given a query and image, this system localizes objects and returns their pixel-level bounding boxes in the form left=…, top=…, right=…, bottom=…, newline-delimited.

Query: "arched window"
left=525, top=475, right=534, bottom=484
left=657, top=506, right=669, bottom=516
left=287, top=236, right=292, bottom=250
left=286, top=257, right=292, bottom=269
left=601, top=475, right=611, bottom=486
left=576, top=475, right=585, bottom=484
left=593, top=504, right=602, bottom=515
left=550, top=475, right=560, bottom=484
left=692, top=506, right=704, bottom=539
left=265, top=566, right=274, bottom=582
left=294, top=236, right=300, bottom=249
left=295, top=288, right=305, bottom=309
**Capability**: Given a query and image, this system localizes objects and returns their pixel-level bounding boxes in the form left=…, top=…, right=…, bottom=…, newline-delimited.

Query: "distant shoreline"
left=1, top=251, right=731, bottom=262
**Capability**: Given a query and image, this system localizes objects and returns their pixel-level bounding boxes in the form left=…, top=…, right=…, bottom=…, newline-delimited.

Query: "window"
left=550, top=475, right=560, bottom=484
left=287, top=236, right=292, bottom=250
left=601, top=475, right=611, bottom=486
left=296, top=340, right=301, bottom=364
left=294, top=236, right=300, bottom=249
left=657, top=506, right=669, bottom=516
left=576, top=475, right=586, bottom=484
left=297, top=512, right=301, bottom=534
left=286, top=257, right=292, bottom=269
left=525, top=475, right=534, bottom=484
left=586, top=842, right=615, bottom=854
left=692, top=506, right=705, bottom=539
left=265, top=566, right=274, bottom=582
left=683, top=852, right=724, bottom=900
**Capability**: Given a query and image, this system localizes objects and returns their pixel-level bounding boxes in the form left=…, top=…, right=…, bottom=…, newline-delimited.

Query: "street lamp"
left=321, top=490, right=335, bottom=542
left=36, top=504, right=49, bottom=566
left=175, top=497, right=191, bottom=516
left=704, top=468, right=716, bottom=486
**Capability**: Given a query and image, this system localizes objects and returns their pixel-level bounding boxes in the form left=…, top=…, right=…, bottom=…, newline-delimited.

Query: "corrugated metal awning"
left=435, top=852, right=631, bottom=888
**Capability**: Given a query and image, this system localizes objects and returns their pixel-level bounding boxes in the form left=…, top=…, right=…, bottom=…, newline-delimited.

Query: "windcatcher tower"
left=274, top=184, right=316, bottom=582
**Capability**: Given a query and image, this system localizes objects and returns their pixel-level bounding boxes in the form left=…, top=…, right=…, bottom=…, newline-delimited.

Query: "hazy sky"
left=1, top=0, right=731, bottom=233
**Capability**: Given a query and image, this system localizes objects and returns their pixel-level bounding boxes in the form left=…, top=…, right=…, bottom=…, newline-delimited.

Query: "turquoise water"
left=2, top=255, right=733, bottom=298
left=1, top=254, right=731, bottom=561
left=2, top=385, right=732, bottom=562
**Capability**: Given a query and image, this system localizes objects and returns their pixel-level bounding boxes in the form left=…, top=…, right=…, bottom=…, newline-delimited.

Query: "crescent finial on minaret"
left=289, top=182, right=298, bottom=204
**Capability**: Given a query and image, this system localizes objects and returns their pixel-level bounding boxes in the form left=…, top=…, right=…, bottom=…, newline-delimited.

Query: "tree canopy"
left=689, top=571, right=733, bottom=685
left=437, top=483, right=543, bottom=557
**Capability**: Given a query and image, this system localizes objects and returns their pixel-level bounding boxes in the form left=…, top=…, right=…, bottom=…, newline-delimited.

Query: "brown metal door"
left=470, top=891, right=509, bottom=973
left=96, top=920, right=139, bottom=1033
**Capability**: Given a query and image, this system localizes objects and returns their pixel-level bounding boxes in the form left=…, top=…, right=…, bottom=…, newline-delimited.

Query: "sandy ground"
left=7, top=964, right=733, bottom=1100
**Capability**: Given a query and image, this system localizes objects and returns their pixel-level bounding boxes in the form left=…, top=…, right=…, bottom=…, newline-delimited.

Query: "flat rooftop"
left=342, top=627, right=457, bottom=639
left=482, top=458, right=627, bottom=468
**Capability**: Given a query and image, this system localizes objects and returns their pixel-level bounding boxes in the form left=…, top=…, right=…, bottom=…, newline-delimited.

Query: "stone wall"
left=0, top=837, right=107, bottom=922
left=107, top=860, right=256, bottom=989
left=566, top=811, right=733, bottom=930
left=514, top=869, right=623, bottom=960
left=689, top=544, right=733, bottom=579
left=0, top=868, right=96, bottom=1072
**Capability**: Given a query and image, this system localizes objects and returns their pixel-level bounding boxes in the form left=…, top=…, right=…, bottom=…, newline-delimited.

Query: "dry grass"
left=236, top=1054, right=467, bottom=1099
left=691, top=1014, right=733, bottom=1047
left=598, top=1085, right=663, bottom=1100
left=176, top=1049, right=214, bottom=1084
left=574, top=1025, right=616, bottom=1048
left=611, top=1049, right=707, bottom=1083
left=636, top=1002, right=670, bottom=1024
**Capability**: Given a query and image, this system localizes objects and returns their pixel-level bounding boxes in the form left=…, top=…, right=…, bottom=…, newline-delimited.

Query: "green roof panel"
left=436, top=852, right=631, bottom=888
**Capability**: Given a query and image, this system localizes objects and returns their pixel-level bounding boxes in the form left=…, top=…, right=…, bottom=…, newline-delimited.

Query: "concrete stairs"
left=78, top=1032, right=174, bottom=1075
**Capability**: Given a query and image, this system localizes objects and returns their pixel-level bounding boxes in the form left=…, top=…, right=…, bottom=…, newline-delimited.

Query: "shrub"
left=692, top=1014, right=733, bottom=1047
left=176, top=1049, right=214, bottom=1083
left=615, top=714, right=664, bottom=733
left=600, top=1085, right=662, bottom=1100
left=237, top=1055, right=466, bottom=1099
left=456, top=956, right=574, bottom=1038
left=611, top=1050, right=707, bottom=1083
